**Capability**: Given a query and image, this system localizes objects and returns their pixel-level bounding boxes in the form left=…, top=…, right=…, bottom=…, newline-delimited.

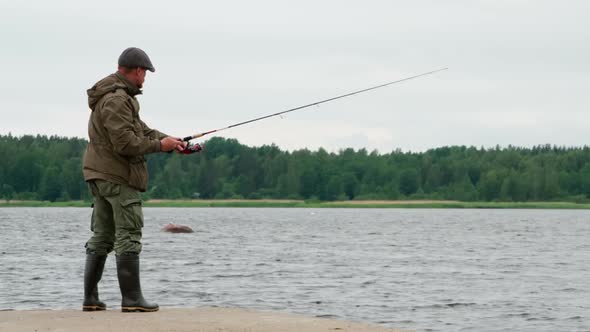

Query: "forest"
left=1, top=134, right=590, bottom=203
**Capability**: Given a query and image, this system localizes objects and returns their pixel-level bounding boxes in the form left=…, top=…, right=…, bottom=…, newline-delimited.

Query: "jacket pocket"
left=128, top=157, right=148, bottom=192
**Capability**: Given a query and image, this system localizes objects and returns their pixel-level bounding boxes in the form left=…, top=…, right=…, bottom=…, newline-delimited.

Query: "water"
left=0, top=208, right=589, bottom=332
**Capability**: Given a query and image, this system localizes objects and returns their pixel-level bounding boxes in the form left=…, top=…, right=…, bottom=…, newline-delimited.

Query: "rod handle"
left=183, top=133, right=207, bottom=141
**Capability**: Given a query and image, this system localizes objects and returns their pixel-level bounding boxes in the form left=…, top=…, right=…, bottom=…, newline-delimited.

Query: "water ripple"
left=0, top=207, right=589, bottom=331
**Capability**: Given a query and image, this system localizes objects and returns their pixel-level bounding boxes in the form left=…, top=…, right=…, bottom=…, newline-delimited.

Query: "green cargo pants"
left=85, top=179, right=144, bottom=255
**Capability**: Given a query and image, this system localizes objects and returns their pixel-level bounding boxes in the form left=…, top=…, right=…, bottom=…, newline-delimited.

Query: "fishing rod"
left=180, top=68, right=448, bottom=153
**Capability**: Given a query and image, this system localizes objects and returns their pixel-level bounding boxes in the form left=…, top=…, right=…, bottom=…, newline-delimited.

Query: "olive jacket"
left=83, top=72, right=167, bottom=191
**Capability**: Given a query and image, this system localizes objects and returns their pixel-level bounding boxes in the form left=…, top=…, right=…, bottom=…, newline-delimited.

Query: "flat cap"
left=118, top=47, right=155, bottom=72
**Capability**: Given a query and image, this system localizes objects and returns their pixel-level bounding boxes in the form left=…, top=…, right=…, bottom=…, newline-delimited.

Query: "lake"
left=0, top=208, right=588, bottom=331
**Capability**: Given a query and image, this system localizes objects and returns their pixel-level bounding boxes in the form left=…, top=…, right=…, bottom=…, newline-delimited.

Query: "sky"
left=0, top=0, right=588, bottom=152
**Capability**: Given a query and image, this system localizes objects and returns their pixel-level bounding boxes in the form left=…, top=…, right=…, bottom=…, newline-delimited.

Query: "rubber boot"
left=82, top=253, right=107, bottom=311
left=116, top=253, right=159, bottom=312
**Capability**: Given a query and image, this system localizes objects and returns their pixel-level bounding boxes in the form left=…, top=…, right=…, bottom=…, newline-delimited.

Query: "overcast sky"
left=0, top=1, right=588, bottom=152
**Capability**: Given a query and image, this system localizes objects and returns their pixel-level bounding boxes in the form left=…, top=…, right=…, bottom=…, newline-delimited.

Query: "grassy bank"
left=2, top=199, right=590, bottom=209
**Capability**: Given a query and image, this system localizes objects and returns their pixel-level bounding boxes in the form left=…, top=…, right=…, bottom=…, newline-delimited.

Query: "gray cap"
left=118, top=47, right=155, bottom=72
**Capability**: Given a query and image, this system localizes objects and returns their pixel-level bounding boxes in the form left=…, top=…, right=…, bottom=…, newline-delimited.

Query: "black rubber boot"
left=116, top=253, right=159, bottom=312
left=82, top=253, right=107, bottom=311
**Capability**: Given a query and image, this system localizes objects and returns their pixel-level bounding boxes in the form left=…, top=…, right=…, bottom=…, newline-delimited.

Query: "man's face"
left=134, top=68, right=147, bottom=89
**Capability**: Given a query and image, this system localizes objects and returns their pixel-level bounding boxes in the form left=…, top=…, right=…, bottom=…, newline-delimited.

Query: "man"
left=82, top=47, right=186, bottom=312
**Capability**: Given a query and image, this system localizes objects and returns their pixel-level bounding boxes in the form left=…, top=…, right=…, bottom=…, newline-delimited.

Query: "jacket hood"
left=87, top=72, right=141, bottom=110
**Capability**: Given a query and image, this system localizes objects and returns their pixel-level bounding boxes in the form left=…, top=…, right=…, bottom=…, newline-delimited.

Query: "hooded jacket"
left=82, top=72, right=168, bottom=191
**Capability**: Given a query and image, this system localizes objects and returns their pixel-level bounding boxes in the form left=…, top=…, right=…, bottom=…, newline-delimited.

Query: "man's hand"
left=160, top=137, right=187, bottom=152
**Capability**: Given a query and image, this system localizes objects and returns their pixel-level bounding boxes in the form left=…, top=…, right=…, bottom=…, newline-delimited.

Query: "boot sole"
left=121, top=307, right=159, bottom=312
left=82, top=305, right=106, bottom=311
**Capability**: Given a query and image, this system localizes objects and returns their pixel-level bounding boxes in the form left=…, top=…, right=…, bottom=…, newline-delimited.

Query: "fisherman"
left=81, top=47, right=187, bottom=312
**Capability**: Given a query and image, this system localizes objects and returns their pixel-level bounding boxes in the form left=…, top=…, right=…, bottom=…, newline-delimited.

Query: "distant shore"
left=0, top=308, right=407, bottom=332
left=1, top=199, right=590, bottom=209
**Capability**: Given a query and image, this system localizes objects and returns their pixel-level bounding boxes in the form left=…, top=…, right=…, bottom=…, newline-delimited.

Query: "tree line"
left=2, top=134, right=590, bottom=202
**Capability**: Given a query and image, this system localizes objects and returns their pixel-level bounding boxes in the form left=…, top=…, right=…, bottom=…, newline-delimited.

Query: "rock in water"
left=162, top=223, right=194, bottom=233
